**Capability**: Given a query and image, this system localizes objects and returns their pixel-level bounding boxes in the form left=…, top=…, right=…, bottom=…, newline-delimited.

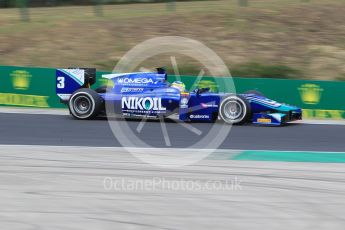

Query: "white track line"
left=0, top=144, right=344, bottom=154
left=0, top=107, right=68, bottom=115
left=1, top=107, right=345, bottom=125
left=295, top=119, right=345, bottom=125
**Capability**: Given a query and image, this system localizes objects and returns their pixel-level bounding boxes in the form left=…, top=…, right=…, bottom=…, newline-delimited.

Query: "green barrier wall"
left=1, top=65, right=344, bottom=119
left=0, top=66, right=61, bottom=108
left=0, top=66, right=109, bottom=108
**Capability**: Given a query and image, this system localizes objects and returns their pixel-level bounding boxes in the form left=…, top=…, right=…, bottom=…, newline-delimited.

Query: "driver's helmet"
left=171, top=81, right=186, bottom=92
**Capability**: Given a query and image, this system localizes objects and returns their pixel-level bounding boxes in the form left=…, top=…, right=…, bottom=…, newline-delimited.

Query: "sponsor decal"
left=257, top=118, right=272, bottom=123
left=200, top=102, right=218, bottom=108
left=123, top=113, right=158, bottom=118
left=122, top=97, right=166, bottom=113
left=190, top=114, right=210, bottom=119
left=180, top=97, right=189, bottom=108
left=121, top=87, right=144, bottom=93
left=298, top=84, right=323, bottom=105
left=247, top=97, right=281, bottom=108
left=11, top=70, right=32, bottom=90
left=117, top=78, right=157, bottom=85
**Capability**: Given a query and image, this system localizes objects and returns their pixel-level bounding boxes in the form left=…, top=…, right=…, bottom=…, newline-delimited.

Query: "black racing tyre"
left=68, top=88, right=102, bottom=120
left=212, top=112, right=219, bottom=122
left=245, top=90, right=265, bottom=97
left=219, top=94, right=251, bottom=125
left=95, top=85, right=108, bottom=93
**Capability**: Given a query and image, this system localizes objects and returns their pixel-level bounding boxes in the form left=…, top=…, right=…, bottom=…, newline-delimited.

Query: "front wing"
left=252, top=111, right=302, bottom=126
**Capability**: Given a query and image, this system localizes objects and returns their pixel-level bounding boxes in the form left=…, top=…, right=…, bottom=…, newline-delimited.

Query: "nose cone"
left=279, top=103, right=301, bottom=112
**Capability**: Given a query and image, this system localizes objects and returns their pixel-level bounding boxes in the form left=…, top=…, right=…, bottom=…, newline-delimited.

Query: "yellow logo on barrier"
left=11, top=70, right=32, bottom=90
left=98, top=78, right=114, bottom=87
left=303, top=109, right=345, bottom=120
left=298, top=84, right=323, bottom=105
left=194, top=80, right=219, bottom=92
left=0, top=93, right=49, bottom=108
left=0, top=69, right=50, bottom=108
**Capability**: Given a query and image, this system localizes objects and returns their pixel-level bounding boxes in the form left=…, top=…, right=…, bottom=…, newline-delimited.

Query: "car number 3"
left=57, top=76, right=65, bottom=89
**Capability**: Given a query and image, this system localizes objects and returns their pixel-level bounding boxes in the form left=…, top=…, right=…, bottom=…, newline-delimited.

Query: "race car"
left=56, top=68, right=302, bottom=125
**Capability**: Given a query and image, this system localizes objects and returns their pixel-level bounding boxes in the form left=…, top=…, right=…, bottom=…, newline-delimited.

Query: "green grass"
left=231, top=62, right=302, bottom=79
left=0, top=0, right=344, bottom=80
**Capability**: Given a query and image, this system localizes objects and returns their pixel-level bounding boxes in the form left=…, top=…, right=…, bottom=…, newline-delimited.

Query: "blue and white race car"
left=56, top=68, right=302, bottom=125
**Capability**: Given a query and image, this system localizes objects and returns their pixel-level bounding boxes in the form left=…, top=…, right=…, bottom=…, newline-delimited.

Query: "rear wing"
left=56, top=68, right=96, bottom=101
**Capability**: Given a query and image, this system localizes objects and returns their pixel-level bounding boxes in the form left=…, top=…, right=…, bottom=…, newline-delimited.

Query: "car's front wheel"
left=219, top=95, right=251, bottom=124
left=69, top=88, right=102, bottom=120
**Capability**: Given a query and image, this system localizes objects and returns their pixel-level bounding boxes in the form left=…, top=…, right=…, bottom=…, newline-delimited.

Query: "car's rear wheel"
left=69, top=88, right=102, bottom=120
left=95, top=85, right=108, bottom=93
left=219, top=95, right=251, bottom=124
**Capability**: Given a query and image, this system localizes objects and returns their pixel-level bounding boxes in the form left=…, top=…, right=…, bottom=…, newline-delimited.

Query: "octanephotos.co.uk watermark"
left=103, top=177, right=243, bottom=192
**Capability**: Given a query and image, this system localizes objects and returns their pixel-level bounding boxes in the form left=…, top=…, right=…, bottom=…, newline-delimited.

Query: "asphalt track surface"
left=0, top=113, right=344, bottom=151
left=1, top=145, right=345, bottom=230
left=1, top=111, right=345, bottom=229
